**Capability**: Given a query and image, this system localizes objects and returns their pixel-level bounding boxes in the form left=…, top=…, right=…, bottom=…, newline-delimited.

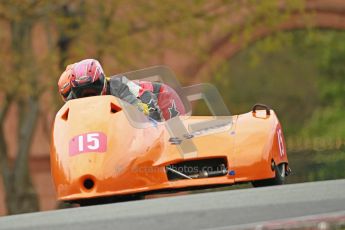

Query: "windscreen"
left=111, top=65, right=233, bottom=158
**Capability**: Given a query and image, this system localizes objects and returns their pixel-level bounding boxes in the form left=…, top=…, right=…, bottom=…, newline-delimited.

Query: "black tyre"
left=252, top=163, right=286, bottom=187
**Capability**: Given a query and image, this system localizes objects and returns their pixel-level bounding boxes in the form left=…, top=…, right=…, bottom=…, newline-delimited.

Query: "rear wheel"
left=252, top=162, right=286, bottom=187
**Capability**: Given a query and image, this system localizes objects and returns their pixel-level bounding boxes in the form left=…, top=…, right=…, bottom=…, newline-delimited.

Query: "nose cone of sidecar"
left=50, top=96, right=168, bottom=201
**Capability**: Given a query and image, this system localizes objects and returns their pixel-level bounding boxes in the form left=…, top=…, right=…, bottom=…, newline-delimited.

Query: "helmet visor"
left=72, top=77, right=105, bottom=98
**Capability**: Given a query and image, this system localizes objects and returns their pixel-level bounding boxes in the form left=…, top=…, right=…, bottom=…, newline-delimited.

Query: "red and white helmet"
left=70, top=59, right=107, bottom=98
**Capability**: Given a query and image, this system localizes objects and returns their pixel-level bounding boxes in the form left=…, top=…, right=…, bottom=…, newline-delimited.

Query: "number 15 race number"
left=69, top=132, right=107, bottom=156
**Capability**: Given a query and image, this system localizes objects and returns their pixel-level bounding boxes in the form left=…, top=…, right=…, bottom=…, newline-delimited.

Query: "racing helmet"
left=70, top=59, right=107, bottom=98
left=58, top=64, right=74, bottom=101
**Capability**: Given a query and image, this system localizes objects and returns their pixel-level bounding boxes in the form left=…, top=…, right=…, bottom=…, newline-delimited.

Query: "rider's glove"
left=136, top=102, right=150, bottom=116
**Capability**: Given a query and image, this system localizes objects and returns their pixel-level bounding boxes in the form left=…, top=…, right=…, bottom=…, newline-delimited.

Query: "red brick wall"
left=30, top=157, right=57, bottom=212
left=0, top=177, right=5, bottom=215
left=0, top=157, right=55, bottom=216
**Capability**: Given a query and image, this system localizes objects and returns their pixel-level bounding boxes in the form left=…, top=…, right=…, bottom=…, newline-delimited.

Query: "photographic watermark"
left=113, top=164, right=227, bottom=176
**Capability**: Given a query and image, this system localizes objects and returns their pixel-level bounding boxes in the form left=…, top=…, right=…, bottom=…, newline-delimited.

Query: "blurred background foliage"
left=0, top=0, right=344, bottom=214
left=208, top=30, right=345, bottom=148
left=206, top=29, right=345, bottom=186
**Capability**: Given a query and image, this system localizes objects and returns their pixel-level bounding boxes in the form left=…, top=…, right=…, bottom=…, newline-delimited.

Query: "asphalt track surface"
left=0, top=179, right=344, bottom=230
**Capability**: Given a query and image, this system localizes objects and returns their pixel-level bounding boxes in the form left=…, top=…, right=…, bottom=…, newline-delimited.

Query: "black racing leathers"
left=106, top=76, right=141, bottom=105
left=139, top=90, right=162, bottom=121
left=107, top=76, right=163, bottom=121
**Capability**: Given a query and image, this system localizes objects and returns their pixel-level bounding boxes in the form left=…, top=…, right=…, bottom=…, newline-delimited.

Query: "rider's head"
left=58, top=64, right=74, bottom=102
left=70, top=59, right=107, bottom=98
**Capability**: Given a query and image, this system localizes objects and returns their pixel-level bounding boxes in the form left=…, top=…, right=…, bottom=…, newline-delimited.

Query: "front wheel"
left=252, top=163, right=286, bottom=187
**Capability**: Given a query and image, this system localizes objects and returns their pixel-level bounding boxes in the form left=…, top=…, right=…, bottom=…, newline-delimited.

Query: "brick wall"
left=0, top=157, right=56, bottom=216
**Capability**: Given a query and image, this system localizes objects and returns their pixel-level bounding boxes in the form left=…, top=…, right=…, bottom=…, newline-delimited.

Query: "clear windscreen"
left=112, top=65, right=232, bottom=133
